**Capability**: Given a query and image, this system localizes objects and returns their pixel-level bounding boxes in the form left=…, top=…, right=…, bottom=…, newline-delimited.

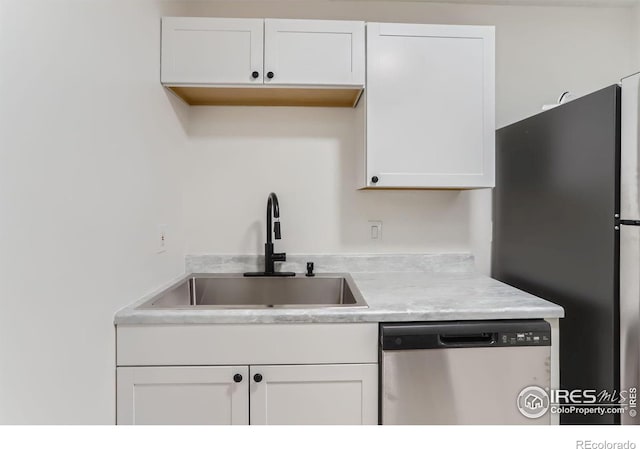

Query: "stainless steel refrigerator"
left=493, top=74, right=640, bottom=425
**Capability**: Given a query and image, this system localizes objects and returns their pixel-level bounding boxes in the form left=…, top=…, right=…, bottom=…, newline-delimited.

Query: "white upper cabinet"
left=364, top=23, right=495, bottom=189
left=161, top=17, right=364, bottom=93
left=263, top=19, right=365, bottom=86
left=161, top=17, right=264, bottom=85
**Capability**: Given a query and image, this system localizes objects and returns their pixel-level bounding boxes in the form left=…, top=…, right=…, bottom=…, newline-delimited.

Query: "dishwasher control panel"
left=381, top=320, right=552, bottom=350
left=500, top=330, right=551, bottom=346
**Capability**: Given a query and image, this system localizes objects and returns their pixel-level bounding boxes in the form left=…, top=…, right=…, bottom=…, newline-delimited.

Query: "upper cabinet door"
left=249, top=364, right=378, bottom=425
left=264, top=19, right=365, bottom=86
left=117, top=366, right=249, bottom=425
left=161, top=17, right=264, bottom=85
left=365, top=23, right=495, bottom=189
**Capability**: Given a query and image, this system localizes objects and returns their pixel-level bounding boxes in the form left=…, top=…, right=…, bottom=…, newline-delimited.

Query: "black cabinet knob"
left=254, top=373, right=263, bottom=383
left=251, top=71, right=259, bottom=79
left=266, top=72, right=274, bottom=79
left=371, top=176, right=379, bottom=184
left=233, top=373, right=243, bottom=383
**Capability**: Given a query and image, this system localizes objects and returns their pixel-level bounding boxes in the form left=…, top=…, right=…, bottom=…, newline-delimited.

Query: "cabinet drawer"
left=117, top=323, right=378, bottom=366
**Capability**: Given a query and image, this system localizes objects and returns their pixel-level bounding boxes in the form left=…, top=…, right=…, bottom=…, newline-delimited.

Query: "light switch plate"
left=157, top=224, right=168, bottom=253
left=368, top=220, right=382, bottom=240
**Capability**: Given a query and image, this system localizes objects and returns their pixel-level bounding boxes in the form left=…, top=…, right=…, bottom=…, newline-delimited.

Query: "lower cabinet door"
left=249, top=364, right=378, bottom=425
left=117, top=366, right=249, bottom=425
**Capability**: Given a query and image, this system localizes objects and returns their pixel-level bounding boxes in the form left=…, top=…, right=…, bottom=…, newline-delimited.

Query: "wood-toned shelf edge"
left=166, top=85, right=364, bottom=108
left=358, top=186, right=495, bottom=190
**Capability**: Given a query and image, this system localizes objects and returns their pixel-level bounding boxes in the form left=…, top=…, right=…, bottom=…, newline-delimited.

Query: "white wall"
left=633, top=4, right=640, bottom=72
left=0, top=0, right=187, bottom=423
left=183, top=106, right=470, bottom=255
left=0, top=0, right=635, bottom=424
left=180, top=1, right=635, bottom=274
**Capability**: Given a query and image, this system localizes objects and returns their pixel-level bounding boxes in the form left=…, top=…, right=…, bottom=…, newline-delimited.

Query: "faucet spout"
left=266, top=192, right=280, bottom=244
left=268, top=192, right=280, bottom=218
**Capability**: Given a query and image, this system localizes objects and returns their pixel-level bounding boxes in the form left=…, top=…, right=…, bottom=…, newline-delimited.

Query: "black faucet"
left=244, top=193, right=295, bottom=277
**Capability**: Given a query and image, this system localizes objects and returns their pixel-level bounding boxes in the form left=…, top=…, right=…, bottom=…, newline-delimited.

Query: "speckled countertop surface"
left=114, top=254, right=564, bottom=325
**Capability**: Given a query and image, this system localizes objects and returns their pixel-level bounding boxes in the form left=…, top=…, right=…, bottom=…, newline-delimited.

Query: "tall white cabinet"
left=362, top=23, right=495, bottom=189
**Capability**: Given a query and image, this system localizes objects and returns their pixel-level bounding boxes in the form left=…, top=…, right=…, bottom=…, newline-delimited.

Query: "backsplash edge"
left=185, top=253, right=475, bottom=274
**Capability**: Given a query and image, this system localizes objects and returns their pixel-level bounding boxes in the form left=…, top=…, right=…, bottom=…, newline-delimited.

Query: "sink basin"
left=137, top=273, right=368, bottom=309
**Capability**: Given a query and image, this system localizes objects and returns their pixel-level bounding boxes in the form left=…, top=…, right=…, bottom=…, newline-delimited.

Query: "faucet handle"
left=273, top=252, right=286, bottom=262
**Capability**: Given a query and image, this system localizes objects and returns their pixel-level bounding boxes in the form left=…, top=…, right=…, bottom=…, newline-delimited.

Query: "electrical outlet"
left=157, top=224, right=168, bottom=253
left=368, top=220, right=382, bottom=240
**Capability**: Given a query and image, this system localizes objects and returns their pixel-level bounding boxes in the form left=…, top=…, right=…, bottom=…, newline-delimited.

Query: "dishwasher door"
left=381, top=320, right=552, bottom=425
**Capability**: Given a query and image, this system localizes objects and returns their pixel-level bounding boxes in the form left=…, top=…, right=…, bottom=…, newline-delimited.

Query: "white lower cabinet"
left=116, top=366, right=249, bottom=425
left=250, top=364, right=378, bottom=425
left=116, top=323, right=379, bottom=425
left=117, top=363, right=377, bottom=425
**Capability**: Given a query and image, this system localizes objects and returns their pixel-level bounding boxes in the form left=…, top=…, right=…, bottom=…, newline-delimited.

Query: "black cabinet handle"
left=233, top=373, right=243, bottom=383
left=266, top=72, right=274, bottom=79
left=254, top=373, right=263, bottom=383
left=371, top=176, right=379, bottom=184
left=251, top=71, right=259, bottom=79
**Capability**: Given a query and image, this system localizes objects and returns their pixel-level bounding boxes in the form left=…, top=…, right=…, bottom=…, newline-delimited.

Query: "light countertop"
left=114, top=254, right=564, bottom=325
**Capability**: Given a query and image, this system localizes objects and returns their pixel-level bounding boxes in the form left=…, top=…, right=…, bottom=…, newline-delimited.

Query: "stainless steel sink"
left=137, top=273, right=368, bottom=309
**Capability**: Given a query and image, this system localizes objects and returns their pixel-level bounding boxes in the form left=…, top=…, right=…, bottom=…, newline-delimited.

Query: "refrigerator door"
left=620, top=224, right=640, bottom=425
left=621, top=73, right=640, bottom=221
left=620, top=73, right=640, bottom=425
left=493, top=85, right=621, bottom=424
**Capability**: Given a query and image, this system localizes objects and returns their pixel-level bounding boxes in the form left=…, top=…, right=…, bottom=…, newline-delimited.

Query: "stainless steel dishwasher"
left=380, top=320, right=552, bottom=425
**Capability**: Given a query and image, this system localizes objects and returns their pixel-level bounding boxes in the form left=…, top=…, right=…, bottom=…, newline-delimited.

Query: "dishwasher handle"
left=382, top=332, right=498, bottom=350
left=438, top=332, right=496, bottom=346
